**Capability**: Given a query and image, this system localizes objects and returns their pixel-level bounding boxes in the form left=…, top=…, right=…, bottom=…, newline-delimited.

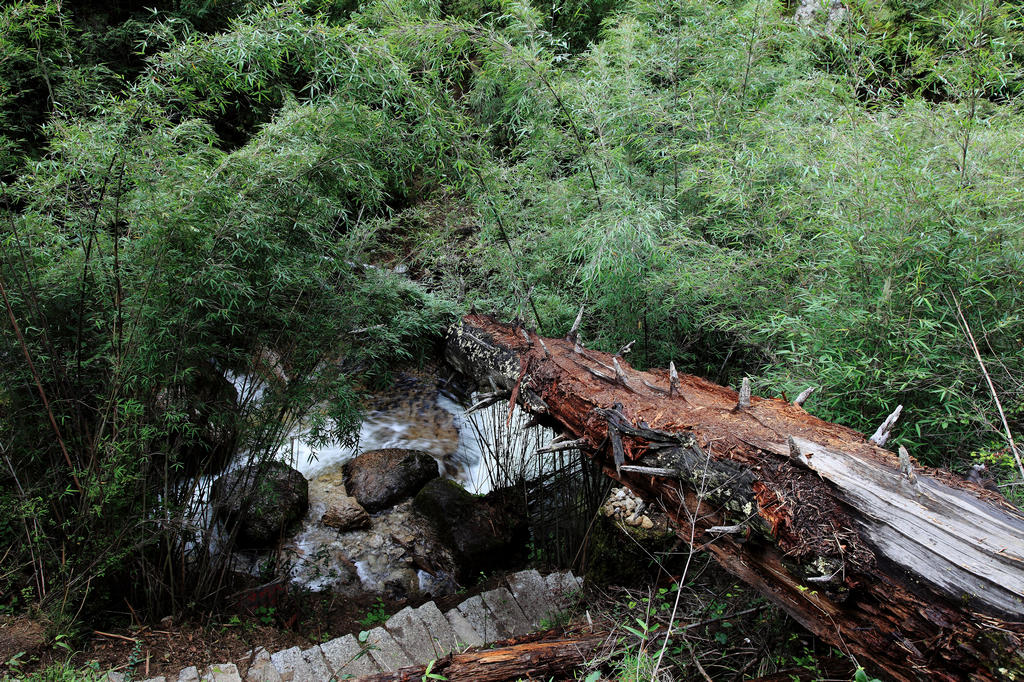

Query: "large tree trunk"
left=445, top=314, right=1024, bottom=682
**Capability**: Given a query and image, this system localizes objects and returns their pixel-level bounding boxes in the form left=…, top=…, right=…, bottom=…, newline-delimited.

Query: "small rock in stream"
left=321, top=496, right=370, bottom=532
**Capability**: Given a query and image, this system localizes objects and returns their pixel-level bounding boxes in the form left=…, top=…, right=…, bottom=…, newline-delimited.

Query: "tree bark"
left=353, top=633, right=606, bottom=681
left=445, top=314, right=1024, bottom=682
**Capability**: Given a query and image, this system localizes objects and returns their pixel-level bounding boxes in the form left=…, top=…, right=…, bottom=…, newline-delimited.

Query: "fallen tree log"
left=445, top=314, right=1024, bottom=682
left=353, top=633, right=607, bottom=681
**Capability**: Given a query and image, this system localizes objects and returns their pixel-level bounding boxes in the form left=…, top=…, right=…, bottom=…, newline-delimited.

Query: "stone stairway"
left=110, top=569, right=582, bottom=682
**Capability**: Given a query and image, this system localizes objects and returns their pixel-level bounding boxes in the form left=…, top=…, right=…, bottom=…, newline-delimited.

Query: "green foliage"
left=421, top=658, right=448, bottom=681
left=0, top=1, right=81, bottom=174
left=809, top=0, right=1023, bottom=103
left=4, top=635, right=102, bottom=681
left=359, top=598, right=390, bottom=628
left=2, top=0, right=1023, bottom=646
left=406, top=0, right=1024, bottom=467
left=1, top=0, right=467, bottom=627
left=854, top=666, right=884, bottom=682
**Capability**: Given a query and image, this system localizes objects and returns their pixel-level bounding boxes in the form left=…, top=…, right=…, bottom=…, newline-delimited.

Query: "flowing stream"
left=222, top=372, right=556, bottom=599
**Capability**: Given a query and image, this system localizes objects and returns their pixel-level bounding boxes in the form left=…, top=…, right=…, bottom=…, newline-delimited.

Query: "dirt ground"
left=1, top=573, right=510, bottom=680
left=3, top=589, right=384, bottom=679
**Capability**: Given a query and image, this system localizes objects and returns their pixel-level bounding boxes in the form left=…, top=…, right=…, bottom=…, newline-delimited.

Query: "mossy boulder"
left=584, top=513, right=678, bottom=586
left=413, top=478, right=527, bottom=580
left=213, top=460, right=308, bottom=549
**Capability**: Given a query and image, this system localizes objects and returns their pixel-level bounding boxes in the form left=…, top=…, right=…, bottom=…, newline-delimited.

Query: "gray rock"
left=201, top=663, right=242, bottom=682
left=299, top=646, right=332, bottom=681
left=385, top=606, right=444, bottom=660
left=320, top=633, right=381, bottom=678
left=796, top=0, right=847, bottom=26
left=321, top=495, right=370, bottom=531
left=444, top=607, right=484, bottom=649
left=213, top=461, right=308, bottom=549
left=364, top=626, right=415, bottom=671
left=343, top=449, right=439, bottom=513
left=456, top=594, right=509, bottom=643
left=271, top=646, right=314, bottom=682
left=546, top=571, right=583, bottom=613
left=141, top=677, right=167, bottom=682
left=177, top=667, right=200, bottom=682
left=413, top=601, right=459, bottom=653
left=481, top=586, right=532, bottom=636
left=506, top=569, right=554, bottom=624
left=241, top=647, right=281, bottom=682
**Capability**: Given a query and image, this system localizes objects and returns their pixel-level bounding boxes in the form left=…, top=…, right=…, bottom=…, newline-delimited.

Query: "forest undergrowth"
left=2, top=0, right=1023, bottom=677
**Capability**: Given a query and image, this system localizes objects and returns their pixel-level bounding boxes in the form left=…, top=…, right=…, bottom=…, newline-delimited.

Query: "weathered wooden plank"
left=789, top=437, right=1024, bottom=619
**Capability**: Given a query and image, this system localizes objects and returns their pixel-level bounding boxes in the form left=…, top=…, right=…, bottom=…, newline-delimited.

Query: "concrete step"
left=443, top=604, right=485, bottom=649
left=456, top=593, right=511, bottom=642
left=152, top=569, right=581, bottom=682
left=384, top=606, right=448, bottom=661
left=240, top=647, right=280, bottom=682
left=480, top=586, right=533, bottom=637
left=546, top=570, right=583, bottom=613
left=298, top=646, right=332, bottom=681
left=201, top=663, right=242, bottom=681
left=505, top=569, right=552, bottom=624
left=319, top=633, right=381, bottom=679
left=269, top=646, right=313, bottom=682
left=176, top=667, right=200, bottom=682
left=412, top=600, right=460, bottom=653
left=364, top=625, right=416, bottom=672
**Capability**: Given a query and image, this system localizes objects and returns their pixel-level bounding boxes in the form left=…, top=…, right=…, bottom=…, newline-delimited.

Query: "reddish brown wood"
left=445, top=314, right=1024, bottom=682
left=353, top=634, right=606, bottom=681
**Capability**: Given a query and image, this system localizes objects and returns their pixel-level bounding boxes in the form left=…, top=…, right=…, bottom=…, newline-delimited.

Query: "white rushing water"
left=278, top=388, right=553, bottom=495
left=211, top=372, right=563, bottom=596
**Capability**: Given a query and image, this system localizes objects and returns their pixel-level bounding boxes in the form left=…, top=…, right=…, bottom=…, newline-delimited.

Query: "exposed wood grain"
left=353, top=634, right=606, bottom=681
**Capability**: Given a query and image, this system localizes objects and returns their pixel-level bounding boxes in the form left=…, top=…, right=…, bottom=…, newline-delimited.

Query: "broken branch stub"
left=869, top=404, right=903, bottom=446
left=444, top=315, right=1024, bottom=682
left=793, top=386, right=815, bottom=407
left=568, top=304, right=585, bottom=343
left=737, top=377, right=751, bottom=409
